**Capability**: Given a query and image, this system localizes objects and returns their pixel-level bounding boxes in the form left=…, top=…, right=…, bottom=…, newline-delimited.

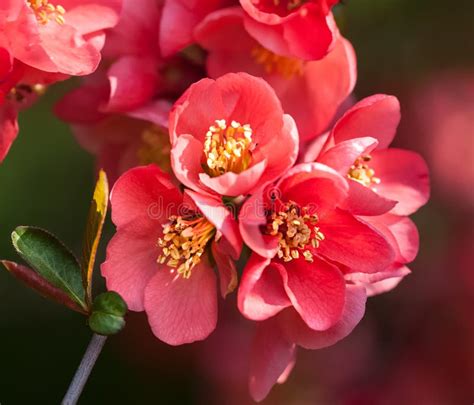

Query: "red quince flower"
left=195, top=7, right=356, bottom=142
left=0, top=0, right=122, bottom=76
left=306, top=94, right=430, bottom=216
left=102, top=164, right=242, bottom=345
left=169, top=72, right=299, bottom=197
left=236, top=162, right=395, bottom=399
left=237, top=162, right=396, bottom=399
left=240, top=0, right=339, bottom=60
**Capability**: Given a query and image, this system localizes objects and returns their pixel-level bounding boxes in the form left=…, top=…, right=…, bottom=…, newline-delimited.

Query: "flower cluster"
left=1, top=0, right=430, bottom=401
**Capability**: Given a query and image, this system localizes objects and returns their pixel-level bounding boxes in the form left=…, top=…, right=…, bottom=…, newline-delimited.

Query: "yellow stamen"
left=137, top=126, right=171, bottom=172
left=203, top=119, right=254, bottom=177
left=252, top=45, right=304, bottom=79
left=27, top=0, right=66, bottom=25
left=267, top=201, right=324, bottom=263
left=157, top=214, right=215, bottom=279
left=348, top=155, right=381, bottom=187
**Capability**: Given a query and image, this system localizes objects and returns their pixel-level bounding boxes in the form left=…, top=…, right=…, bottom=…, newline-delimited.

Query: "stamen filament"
left=157, top=214, right=215, bottom=279
left=266, top=201, right=324, bottom=263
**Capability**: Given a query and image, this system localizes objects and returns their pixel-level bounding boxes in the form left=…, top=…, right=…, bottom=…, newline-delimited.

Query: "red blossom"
left=169, top=72, right=299, bottom=197
left=102, top=164, right=242, bottom=345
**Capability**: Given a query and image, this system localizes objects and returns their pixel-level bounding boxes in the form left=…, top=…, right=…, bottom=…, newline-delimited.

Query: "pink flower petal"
left=7, top=7, right=100, bottom=75
left=104, top=55, right=159, bottom=112
left=144, top=261, right=218, bottom=345
left=110, top=165, right=182, bottom=230
left=318, top=137, right=378, bottom=173
left=318, top=209, right=395, bottom=273
left=282, top=37, right=356, bottom=140
left=342, top=180, right=397, bottom=216
left=239, top=188, right=280, bottom=259
left=159, top=0, right=226, bottom=57
left=332, top=94, right=401, bottom=149
left=345, top=264, right=411, bottom=285
left=248, top=319, right=296, bottom=402
left=279, top=285, right=366, bottom=349
left=278, top=162, right=349, bottom=218
left=0, top=0, right=24, bottom=21
left=281, top=8, right=336, bottom=60
left=198, top=158, right=267, bottom=197
left=280, top=257, right=346, bottom=331
left=101, top=227, right=159, bottom=311
left=59, top=0, right=122, bottom=35
left=370, top=148, right=430, bottom=215
left=171, top=134, right=209, bottom=193
left=301, top=131, right=330, bottom=163
left=169, top=78, right=226, bottom=144
left=364, top=270, right=409, bottom=296
left=0, top=47, right=13, bottom=80
left=363, top=214, right=419, bottom=264
left=238, top=254, right=291, bottom=321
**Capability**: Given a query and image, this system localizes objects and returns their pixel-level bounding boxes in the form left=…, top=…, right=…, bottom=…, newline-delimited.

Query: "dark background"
left=1, top=0, right=473, bottom=403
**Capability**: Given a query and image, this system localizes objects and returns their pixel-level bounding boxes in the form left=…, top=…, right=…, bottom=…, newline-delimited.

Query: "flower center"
left=252, top=45, right=304, bottom=79
left=27, top=0, right=66, bottom=25
left=203, top=119, right=254, bottom=177
left=347, top=155, right=381, bottom=187
left=137, top=126, right=171, bottom=172
left=157, top=214, right=216, bottom=279
left=266, top=201, right=325, bottom=263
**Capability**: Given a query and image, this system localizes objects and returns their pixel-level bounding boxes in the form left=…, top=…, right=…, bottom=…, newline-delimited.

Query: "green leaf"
left=88, top=291, right=127, bottom=335
left=11, top=226, right=87, bottom=311
left=1, top=260, right=87, bottom=314
left=81, top=169, right=109, bottom=307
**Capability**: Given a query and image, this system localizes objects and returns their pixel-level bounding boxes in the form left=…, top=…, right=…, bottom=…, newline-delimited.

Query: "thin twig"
left=62, top=333, right=107, bottom=405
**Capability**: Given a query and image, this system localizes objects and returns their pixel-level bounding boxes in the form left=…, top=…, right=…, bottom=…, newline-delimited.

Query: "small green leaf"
left=11, top=226, right=87, bottom=311
left=81, top=169, right=109, bottom=307
left=88, top=291, right=127, bottom=335
left=1, top=260, right=87, bottom=314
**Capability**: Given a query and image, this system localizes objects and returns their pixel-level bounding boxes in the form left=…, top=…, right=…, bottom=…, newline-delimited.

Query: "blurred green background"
left=1, top=0, right=473, bottom=403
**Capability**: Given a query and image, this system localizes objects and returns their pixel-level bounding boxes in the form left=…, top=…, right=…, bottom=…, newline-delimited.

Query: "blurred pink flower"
left=411, top=71, right=474, bottom=208
left=102, top=164, right=242, bottom=345
left=169, top=72, right=299, bottom=197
